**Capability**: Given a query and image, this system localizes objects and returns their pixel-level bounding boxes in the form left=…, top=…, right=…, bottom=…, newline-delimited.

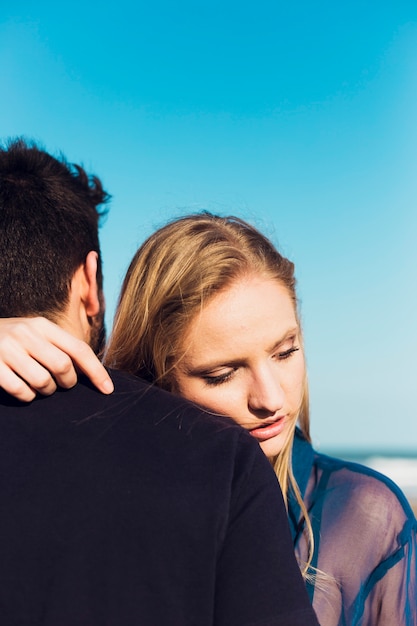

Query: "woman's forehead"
left=181, top=276, right=298, bottom=353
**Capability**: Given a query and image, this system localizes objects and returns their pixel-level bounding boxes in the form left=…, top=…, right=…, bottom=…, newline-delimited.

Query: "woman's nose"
left=248, top=365, right=285, bottom=416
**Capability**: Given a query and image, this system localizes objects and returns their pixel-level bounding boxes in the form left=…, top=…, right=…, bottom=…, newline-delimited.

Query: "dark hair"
left=0, top=138, right=109, bottom=318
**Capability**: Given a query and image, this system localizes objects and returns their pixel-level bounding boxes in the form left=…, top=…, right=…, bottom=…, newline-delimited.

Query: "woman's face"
left=173, top=275, right=305, bottom=458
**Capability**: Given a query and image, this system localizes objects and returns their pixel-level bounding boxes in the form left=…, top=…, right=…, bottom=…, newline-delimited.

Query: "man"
left=0, top=139, right=318, bottom=625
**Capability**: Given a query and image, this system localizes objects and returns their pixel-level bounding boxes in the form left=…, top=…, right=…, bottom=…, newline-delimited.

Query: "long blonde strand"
left=271, top=430, right=315, bottom=578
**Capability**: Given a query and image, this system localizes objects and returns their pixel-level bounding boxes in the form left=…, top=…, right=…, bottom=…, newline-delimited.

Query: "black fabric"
left=0, top=370, right=318, bottom=626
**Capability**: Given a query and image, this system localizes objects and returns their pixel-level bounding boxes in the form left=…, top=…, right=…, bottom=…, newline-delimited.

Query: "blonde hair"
left=105, top=212, right=315, bottom=576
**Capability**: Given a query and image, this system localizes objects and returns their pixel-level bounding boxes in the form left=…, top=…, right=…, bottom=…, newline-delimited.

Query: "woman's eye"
left=203, top=370, right=234, bottom=386
left=277, top=346, right=300, bottom=360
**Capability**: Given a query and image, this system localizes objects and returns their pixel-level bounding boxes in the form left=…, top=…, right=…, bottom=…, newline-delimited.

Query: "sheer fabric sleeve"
left=359, top=515, right=417, bottom=625
left=302, top=456, right=417, bottom=626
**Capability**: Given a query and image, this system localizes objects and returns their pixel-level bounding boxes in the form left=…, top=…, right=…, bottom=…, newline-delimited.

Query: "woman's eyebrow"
left=182, top=359, right=241, bottom=376
left=265, top=327, right=299, bottom=354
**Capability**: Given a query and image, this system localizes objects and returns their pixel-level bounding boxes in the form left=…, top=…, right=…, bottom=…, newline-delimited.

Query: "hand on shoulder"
left=0, top=317, right=114, bottom=401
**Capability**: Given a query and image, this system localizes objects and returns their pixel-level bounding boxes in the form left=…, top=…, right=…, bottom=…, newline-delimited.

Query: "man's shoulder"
left=106, top=368, right=246, bottom=436
left=0, top=367, right=249, bottom=451
left=0, top=368, right=269, bottom=505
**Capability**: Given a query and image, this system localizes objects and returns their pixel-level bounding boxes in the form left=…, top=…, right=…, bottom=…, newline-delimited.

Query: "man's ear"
left=82, top=250, right=100, bottom=317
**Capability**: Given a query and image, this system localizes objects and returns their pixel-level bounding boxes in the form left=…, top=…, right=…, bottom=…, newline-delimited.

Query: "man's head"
left=0, top=138, right=109, bottom=352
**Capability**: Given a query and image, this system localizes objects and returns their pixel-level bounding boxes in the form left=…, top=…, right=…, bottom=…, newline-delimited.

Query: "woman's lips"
left=249, top=417, right=286, bottom=442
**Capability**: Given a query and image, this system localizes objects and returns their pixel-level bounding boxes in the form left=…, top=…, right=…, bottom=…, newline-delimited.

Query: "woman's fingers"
left=53, top=334, right=115, bottom=394
left=0, top=317, right=114, bottom=400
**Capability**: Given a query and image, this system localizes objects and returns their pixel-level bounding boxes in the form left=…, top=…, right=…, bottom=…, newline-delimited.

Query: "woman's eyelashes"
left=201, top=345, right=300, bottom=386
left=277, top=346, right=300, bottom=361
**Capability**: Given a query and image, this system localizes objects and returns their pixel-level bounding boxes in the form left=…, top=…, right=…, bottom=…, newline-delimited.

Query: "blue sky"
left=1, top=1, right=417, bottom=450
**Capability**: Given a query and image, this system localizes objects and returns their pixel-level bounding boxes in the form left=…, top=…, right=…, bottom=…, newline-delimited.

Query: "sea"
left=322, top=449, right=417, bottom=512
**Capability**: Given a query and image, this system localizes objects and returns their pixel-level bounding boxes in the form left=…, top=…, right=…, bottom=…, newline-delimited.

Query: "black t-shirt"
left=0, top=369, right=318, bottom=625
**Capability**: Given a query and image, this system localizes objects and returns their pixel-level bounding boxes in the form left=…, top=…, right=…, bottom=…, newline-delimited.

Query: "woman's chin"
left=258, top=434, right=286, bottom=458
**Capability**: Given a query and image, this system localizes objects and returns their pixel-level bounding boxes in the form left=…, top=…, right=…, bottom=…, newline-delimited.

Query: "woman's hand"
left=0, top=317, right=114, bottom=402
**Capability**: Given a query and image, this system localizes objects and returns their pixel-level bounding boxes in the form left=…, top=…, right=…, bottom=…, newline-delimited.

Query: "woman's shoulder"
left=305, top=450, right=417, bottom=604
left=312, top=449, right=416, bottom=536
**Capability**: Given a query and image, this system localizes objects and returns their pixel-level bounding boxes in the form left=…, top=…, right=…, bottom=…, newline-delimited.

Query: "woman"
left=1, top=212, right=416, bottom=625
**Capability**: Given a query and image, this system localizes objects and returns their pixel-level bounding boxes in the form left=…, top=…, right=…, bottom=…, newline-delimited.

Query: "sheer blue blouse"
left=289, top=429, right=417, bottom=626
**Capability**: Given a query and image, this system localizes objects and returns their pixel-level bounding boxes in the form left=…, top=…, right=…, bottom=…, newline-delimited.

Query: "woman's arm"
left=0, top=317, right=114, bottom=402
left=360, top=531, right=417, bottom=625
